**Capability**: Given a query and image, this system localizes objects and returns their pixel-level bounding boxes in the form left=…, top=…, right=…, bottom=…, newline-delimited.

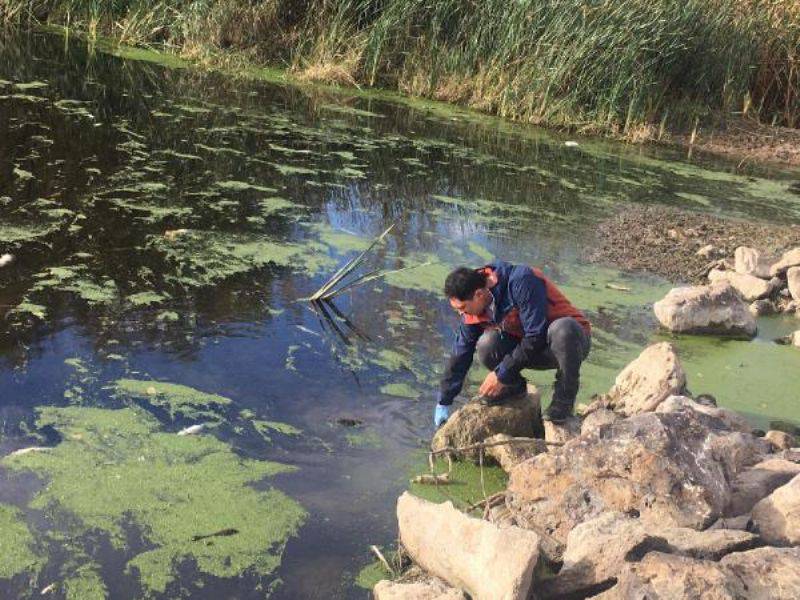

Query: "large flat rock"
left=397, top=492, right=540, bottom=600
left=653, top=281, right=757, bottom=338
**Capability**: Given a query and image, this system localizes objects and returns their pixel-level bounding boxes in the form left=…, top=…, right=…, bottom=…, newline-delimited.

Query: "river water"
left=1, top=29, right=799, bottom=600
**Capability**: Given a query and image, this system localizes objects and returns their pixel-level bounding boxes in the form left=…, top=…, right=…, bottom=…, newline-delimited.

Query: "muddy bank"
left=671, top=118, right=800, bottom=169
left=590, top=205, right=800, bottom=284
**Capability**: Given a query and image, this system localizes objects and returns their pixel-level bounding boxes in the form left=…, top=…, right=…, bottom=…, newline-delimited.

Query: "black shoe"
left=476, top=380, right=527, bottom=406
left=543, top=401, right=574, bottom=423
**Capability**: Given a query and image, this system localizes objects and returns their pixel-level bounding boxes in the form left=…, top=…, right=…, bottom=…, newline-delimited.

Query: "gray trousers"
left=476, top=317, right=591, bottom=406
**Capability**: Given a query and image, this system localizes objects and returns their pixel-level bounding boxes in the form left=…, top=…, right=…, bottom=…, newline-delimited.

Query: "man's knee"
left=548, top=318, right=587, bottom=354
left=476, top=330, right=503, bottom=370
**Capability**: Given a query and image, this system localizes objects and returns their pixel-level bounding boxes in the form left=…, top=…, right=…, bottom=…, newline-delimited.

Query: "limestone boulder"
left=580, top=407, right=619, bottom=436
left=788, top=266, right=800, bottom=301
left=721, top=547, right=800, bottom=599
left=735, top=246, right=773, bottom=279
left=536, top=512, right=670, bottom=599
left=374, top=578, right=466, bottom=600
left=653, top=281, right=757, bottom=338
left=656, top=395, right=754, bottom=434
left=483, top=434, right=547, bottom=473
left=751, top=473, right=800, bottom=545
left=708, top=268, right=772, bottom=302
left=597, top=342, right=686, bottom=415
left=770, top=247, right=800, bottom=277
left=431, top=387, right=542, bottom=460
left=593, top=552, right=739, bottom=600
left=543, top=416, right=581, bottom=445
left=793, top=330, right=800, bottom=347
left=725, top=458, right=800, bottom=517
left=750, top=298, right=777, bottom=317
left=507, top=410, right=754, bottom=558
left=765, top=430, right=797, bottom=451
left=660, top=526, right=759, bottom=560
left=397, top=492, right=540, bottom=600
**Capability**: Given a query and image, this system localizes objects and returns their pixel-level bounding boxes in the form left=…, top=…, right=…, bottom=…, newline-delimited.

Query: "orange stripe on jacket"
left=464, top=267, right=591, bottom=339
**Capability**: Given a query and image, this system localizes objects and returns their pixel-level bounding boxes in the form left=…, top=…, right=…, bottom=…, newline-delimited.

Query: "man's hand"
left=479, top=370, right=505, bottom=398
left=434, top=404, right=450, bottom=428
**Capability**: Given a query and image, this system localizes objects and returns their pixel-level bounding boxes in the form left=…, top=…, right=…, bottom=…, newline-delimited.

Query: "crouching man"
left=434, top=261, right=591, bottom=428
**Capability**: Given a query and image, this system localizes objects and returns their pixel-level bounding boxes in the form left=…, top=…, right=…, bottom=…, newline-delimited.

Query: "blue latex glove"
left=434, top=404, right=450, bottom=428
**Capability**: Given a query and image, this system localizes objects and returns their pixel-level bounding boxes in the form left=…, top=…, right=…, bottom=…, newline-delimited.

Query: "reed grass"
left=2, top=0, right=798, bottom=135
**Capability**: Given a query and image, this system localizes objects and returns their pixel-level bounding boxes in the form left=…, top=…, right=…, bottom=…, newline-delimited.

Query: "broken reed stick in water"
left=429, top=436, right=563, bottom=458
left=309, top=223, right=395, bottom=301
left=370, top=545, right=396, bottom=577
left=412, top=454, right=452, bottom=485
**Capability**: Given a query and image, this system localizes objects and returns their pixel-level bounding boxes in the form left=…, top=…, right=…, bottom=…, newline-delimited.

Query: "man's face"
left=449, top=287, right=492, bottom=317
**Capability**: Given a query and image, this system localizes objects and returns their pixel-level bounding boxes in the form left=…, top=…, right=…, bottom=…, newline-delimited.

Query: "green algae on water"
left=1, top=406, right=306, bottom=595
left=380, top=382, right=421, bottom=400
left=114, top=379, right=231, bottom=421
left=0, top=504, right=41, bottom=579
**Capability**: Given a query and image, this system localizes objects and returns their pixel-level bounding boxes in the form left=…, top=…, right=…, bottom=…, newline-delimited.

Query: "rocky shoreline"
left=373, top=245, right=800, bottom=599
left=591, top=205, right=800, bottom=285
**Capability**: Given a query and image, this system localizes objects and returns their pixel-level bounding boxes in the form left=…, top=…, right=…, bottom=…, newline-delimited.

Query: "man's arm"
left=495, top=269, right=548, bottom=385
left=438, top=322, right=482, bottom=405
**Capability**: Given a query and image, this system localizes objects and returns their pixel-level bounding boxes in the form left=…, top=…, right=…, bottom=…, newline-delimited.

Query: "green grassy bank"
left=2, top=0, right=799, bottom=139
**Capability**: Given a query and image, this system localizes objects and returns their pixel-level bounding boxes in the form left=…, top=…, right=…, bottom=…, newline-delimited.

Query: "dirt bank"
left=590, top=205, right=800, bottom=284
left=671, top=118, right=800, bottom=170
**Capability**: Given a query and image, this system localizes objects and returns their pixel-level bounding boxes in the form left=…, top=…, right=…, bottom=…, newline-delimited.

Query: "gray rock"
left=735, top=246, right=773, bottom=279
left=721, top=547, right=800, bottom=599
left=580, top=408, right=619, bottom=436
left=596, top=342, right=686, bottom=415
left=789, top=267, right=800, bottom=301
left=765, top=430, right=797, bottom=451
left=707, top=515, right=752, bottom=531
left=598, top=547, right=800, bottom=599
left=750, top=298, right=777, bottom=316
left=751, top=473, right=800, bottom=545
left=725, top=458, right=800, bottom=517
left=660, top=526, right=760, bottom=560
left=708, top=268, right=772, bottom=302
left=656, top=395, right=754, bottom=434
left=397, top=492, right=540, bottom=600
left=507, top=410, right=758, bottom=559
left=653, top=281, right=757, bottom=338
left=374, top=578, right=466, bottom=600
left=536, top=512, right=670, bottom=599
left=770, top=247, right=800, bottom=277
left=483, top=434, right=547, bottom=473
left=431, top=386, right=542, bottom=461
left=543, top=416, right=581, bottom=445
left=593, top=552, right=739, bottom=600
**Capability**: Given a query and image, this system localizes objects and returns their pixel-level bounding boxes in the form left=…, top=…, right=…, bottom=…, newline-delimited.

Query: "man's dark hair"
left=444, top=267, right=487, bottom=300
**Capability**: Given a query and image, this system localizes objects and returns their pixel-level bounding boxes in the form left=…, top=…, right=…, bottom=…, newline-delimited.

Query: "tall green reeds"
left=1, top=0, right=798, bottom=134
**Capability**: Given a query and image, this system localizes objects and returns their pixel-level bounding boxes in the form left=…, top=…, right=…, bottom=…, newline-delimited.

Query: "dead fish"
left=0, top=253, right=14, bottom=267
left=9, top=446, right=50, bottom=457
left=606, top=283, right=631, bottom=292
left=411, top=473, right=451, bottom=485
left=191, top=527, right=239, bottom=542
left=40, top=583, right=56, bottom=595
left=564, top=141, right=579, bottom=147
left=177, top=424, right=204, bottom=436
